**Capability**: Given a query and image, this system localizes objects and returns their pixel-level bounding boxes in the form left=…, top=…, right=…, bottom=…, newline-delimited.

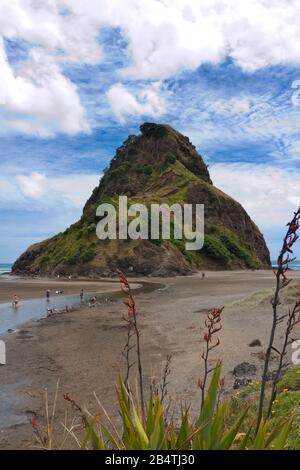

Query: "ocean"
left=272, top=260, right=300, bottom=270
left=0, top=263, right=12, bottom=275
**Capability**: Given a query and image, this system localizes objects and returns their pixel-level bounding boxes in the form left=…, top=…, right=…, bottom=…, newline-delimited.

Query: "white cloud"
left=106, top=82, right=165, bottom=122
left=210, top=163, right=300, bottom=230
left=49, top=174, right=101, bottom=207
left=15, top=171, right=100, bottom=207
left=1, top=1, right=300, bottom=136
left=7, top=119, right=51, bottom=138
left=73, top=0, right=300, bottom=79
left=17, top=172, right=46, bottom=199
left=209, top=97, right=251, bottom=115
left=0, top=40, right=90, bottom=136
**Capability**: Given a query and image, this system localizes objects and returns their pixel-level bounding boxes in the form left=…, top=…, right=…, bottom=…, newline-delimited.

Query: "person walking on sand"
left=46, top=289, right=51, bottom=301
left=12, top=294, right=19, bottom=308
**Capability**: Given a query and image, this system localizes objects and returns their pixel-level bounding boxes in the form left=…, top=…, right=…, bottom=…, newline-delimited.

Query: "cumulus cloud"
left=15, top=171, right=100, bottom=207
left=106, top=82, right=165, bottom=122
left=16, top=172, right=47, bottom=199
left=210, top=162, right=300, bottom=257
left=7, top=120, right=51, bottom=138
left=210, top=163, right=300, bottom=229
left=0, top=40, right=90, bottom=136
left=1, top=0, right=300, bottom=136
left=68, top=0, right=300, bottom=79
left=49, top=174, right=101, bottom=208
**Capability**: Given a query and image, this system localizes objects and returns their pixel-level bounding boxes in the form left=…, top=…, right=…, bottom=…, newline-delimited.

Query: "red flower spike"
left=63, top=393, right=71, bottom=402
left=198, top=378, right=204, bottom=389
left=203, top=333, right=209, bottom=342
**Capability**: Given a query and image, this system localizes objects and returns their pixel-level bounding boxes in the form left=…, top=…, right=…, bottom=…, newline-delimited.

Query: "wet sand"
left=0, top=277, right=127, bottom=303
left=1, top=270, right=300, bottom=449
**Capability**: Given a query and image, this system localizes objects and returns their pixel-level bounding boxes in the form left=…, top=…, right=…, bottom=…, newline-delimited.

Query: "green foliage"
left=87, top=223, right=97, bottom=234
left=270, top=390, right=300, bottom=449
left=165, top=153, right=176, bottom=165
left=69, top=245, right=96, bottom=264
left=170, top=238, right=194, bottom=263
left=203, top=235, right=232, bottom=264
left=206, top=224, right=221, bottom=235
left=77, top=364, right=290, bottom=451
left=278, top=367, right=300, bottom=392
left=149, top=238, right=162, bottom=247
left=144, top=165, right=153, bottom=176
left=203, top=226, right=257, bottom=268
left=167, top=187, right=187, bottom=204
left=157, top=153, right=177, bottom=173
left=77, top=227, right=88, bottom=240
left=80, top=247, right=96, bottom=263
left=225, top=368, right=300, bottom=450
left=108, top=162, right=130, bottom=179
left=128, top=146, right=138, bottom=156
left=219, top=234, right=254, bottom=267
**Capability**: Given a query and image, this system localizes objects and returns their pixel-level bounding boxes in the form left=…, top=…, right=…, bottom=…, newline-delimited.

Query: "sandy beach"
left=0, top=277, right=132, bottom=303
left=1, top=270, right=300, bottom=449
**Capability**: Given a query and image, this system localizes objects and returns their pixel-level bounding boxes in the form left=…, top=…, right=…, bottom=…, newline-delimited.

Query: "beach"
left=1, top=270, right=300, bottom=449
left=0, top=277, right=125, bottom=303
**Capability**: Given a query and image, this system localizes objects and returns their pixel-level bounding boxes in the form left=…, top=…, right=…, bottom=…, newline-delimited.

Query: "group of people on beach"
left=12, top=288, right=98, bottom=310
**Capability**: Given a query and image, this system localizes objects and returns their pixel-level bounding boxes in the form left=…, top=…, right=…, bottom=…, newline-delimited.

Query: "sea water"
left=0, top=263, right=12, bottom=275
left=0, top=294, right=85, bottom=334
left=272, top=260, right=300, bottom=270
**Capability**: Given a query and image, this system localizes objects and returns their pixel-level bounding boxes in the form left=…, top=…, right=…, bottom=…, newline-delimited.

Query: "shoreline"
left=0, top=277, right=144, bottom=304
left=1, top=270, right=300, bottom=449
left=0, top=278, right=163, bottom=335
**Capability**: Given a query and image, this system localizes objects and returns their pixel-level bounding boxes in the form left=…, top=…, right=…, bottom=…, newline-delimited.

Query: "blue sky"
left=1, top=1, right=300, bottom=262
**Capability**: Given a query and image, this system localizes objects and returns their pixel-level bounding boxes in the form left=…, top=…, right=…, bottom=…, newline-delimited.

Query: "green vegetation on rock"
left=12, top=123, right=270, bottom=277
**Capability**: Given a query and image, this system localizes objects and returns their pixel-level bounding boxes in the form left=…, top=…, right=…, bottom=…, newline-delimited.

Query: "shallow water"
left=0, top=280, right=164, bottom=335
left=0, top=280, right=164, bottom=431
left=0, top=294, right=85, bottom=334
left=0, top=382, right=31, bottom=429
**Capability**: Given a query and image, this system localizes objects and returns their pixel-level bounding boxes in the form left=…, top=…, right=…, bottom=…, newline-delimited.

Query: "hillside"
left=12, top=123, right=271, bottom=277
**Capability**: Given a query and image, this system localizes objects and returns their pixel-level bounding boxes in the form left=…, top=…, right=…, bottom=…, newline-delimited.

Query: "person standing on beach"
left=80, top=289, right=84, bottom=302
left=12, top=294, right=19, bottom=308
left=46, top=289, right=51, bottom=301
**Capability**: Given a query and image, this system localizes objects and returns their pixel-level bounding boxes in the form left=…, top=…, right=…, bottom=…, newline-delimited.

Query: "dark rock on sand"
left=233, top=377, right=253, bottom=389
left=233, top=362, right=257, bottom=377
left=249, top=339, right=262, bottom=347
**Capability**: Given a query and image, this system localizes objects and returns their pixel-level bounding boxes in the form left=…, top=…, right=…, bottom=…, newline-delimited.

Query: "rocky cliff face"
left=13, top=123, right=271, bottom=277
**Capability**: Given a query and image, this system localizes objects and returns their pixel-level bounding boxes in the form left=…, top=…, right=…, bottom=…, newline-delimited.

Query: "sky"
left=1, top=0, right=300, bottom=262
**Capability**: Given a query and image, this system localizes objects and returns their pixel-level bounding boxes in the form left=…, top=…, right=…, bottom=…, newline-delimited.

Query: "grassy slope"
left=226, top=367, right=300, bottom=449
left=14, top=159, right=261, bottom=273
